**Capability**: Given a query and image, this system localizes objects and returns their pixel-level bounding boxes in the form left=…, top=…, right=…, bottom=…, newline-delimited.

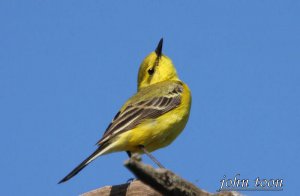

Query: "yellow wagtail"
left=59, top=39, right=191, bottom=183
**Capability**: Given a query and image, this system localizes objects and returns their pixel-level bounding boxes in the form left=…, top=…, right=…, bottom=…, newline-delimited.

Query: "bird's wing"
left=96, top=81, right=183, bottom=146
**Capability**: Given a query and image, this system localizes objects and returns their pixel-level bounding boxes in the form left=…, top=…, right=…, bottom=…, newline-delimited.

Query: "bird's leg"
left=138, top=145, right=165, bottom=168
left=127, top=151, right=142, bottom=162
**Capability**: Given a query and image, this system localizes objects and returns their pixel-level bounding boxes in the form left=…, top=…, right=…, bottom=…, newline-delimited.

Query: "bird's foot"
left=131, top=153, right=142, bottom=162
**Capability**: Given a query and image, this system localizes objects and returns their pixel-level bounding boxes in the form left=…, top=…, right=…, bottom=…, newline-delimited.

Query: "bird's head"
left=137, top=38, right=179, bottom=90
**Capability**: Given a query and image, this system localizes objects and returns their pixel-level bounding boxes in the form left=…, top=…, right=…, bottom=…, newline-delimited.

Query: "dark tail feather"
left=58, top=147, right=103, bottom=184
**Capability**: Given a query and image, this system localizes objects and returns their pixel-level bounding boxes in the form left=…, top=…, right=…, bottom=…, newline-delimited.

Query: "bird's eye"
left=148, top=68, right=154, bottom=75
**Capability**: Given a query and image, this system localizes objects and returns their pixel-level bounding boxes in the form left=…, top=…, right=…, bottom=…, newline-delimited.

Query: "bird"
left=59, top=38, right=192, bottom=183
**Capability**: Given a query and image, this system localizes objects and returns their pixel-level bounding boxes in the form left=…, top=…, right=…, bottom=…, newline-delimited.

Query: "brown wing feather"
left=96, top=83, right=183, bottom=146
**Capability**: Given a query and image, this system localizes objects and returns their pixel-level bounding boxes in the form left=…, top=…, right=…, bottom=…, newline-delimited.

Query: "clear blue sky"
left=0, top=1, right=299, bottom=195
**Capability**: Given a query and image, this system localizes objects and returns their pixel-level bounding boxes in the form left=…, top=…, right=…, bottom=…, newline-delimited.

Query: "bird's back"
left=98, top=80, right=191, bottom=153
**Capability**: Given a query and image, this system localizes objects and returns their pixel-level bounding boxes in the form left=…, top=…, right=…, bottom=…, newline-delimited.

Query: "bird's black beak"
left=155, top=38, right=163, bottom=57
